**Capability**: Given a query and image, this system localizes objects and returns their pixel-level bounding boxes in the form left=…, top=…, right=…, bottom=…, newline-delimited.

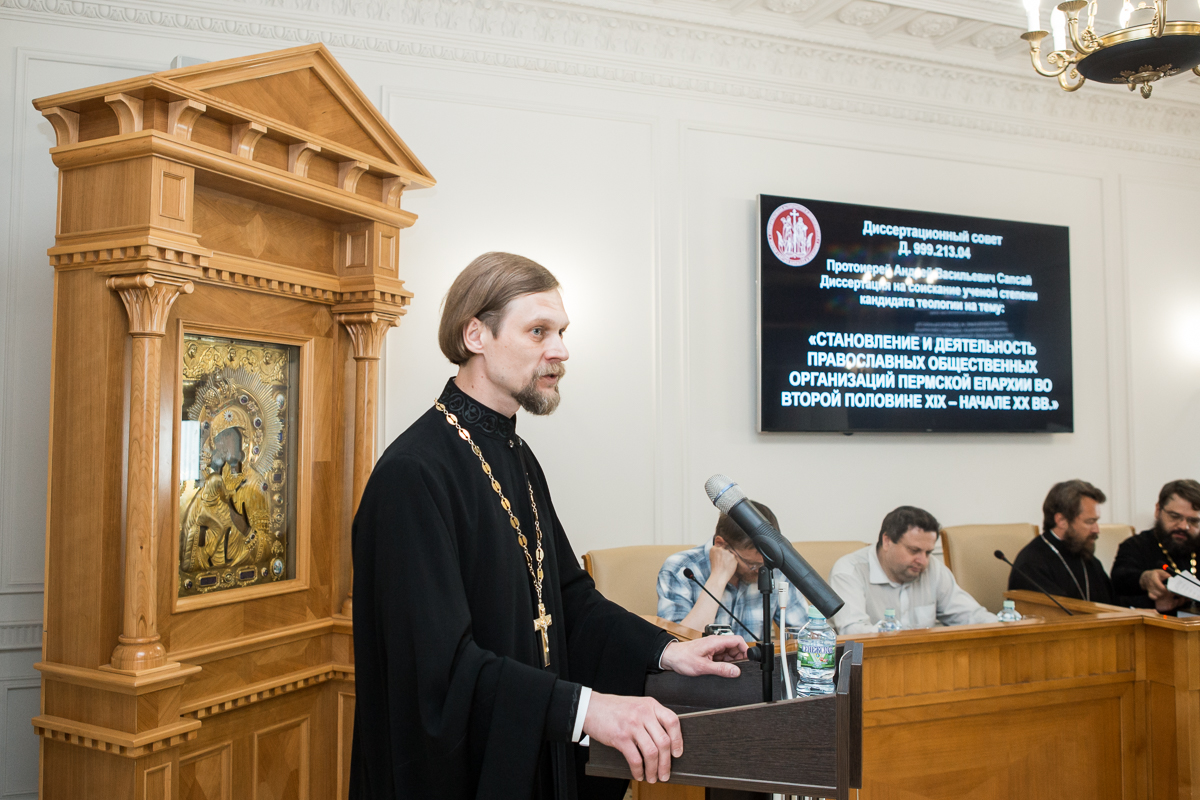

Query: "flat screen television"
left=758, top=194, right=1072, bottom=433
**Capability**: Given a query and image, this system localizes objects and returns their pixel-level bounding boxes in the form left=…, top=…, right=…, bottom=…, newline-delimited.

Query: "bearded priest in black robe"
left=350, top=253, right=748, bottom=800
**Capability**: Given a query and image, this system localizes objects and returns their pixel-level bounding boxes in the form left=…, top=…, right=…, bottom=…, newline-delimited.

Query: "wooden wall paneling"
left=253, top=716, right=310, bottom=800
left=180, top=743, right=231, bottom=800
left=57, top=159, right=153, bottom=237
left=336, top=690, right=353, bottom=800
left=193, top=188, right=339, bottom=273
left=178, top=682, right=341, bottom=800
left=41, top=271, right=128, bottom=668
left=143, top=762, right=171, bottom=800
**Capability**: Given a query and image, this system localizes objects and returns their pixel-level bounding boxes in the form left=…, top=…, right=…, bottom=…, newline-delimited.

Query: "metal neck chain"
left=1157, top=538, right=1198, bottom=576
left=1040, top=532, right=1090, bottom=601
left=434, top=401, right=545, bottom=607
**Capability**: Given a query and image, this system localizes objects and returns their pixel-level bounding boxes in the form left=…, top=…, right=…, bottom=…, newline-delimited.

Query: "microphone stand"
left=758, top=566, right=774, bottom=704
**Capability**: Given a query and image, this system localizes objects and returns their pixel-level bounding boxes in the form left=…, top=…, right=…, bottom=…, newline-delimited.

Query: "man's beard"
left=1154, top=520, right=1199, bottom=562
left=1061, top=530, right=1095, bottom=559
left=513, top=363, right=566, bottom=416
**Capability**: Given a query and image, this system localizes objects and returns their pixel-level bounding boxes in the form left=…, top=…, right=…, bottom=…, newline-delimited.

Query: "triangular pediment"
left=161, top=44, right=432, bottom=182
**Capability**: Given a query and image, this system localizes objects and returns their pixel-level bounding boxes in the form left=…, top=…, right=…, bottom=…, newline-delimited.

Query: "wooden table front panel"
left=847, top=618, right=1144, bottom=800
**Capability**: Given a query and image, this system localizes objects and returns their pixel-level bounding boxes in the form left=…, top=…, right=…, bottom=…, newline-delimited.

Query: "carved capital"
left=231, top=121, right=268, bottom=159
left=337, top=312, right=397, bottom=361
left=166, top=98, right=206, bottom=140
left=106, top=273, right=194, bottom=337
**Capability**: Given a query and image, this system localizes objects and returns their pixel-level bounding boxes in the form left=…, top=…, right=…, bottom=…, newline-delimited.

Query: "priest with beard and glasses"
left=349, top=252, right=748, bottom=800
left=1007, top=480, right=1116, bottom=604
left=1111, top=479, right=1200, bottom=614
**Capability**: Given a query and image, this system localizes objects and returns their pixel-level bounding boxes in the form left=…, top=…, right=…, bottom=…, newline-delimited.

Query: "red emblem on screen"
left=766, top=203, right=821, bottom=267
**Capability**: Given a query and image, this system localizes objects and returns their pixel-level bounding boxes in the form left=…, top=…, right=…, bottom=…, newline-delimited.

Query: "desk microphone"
left=993, top=550, right=1073, bottom=616
left=682, top=568, right=760, bottom=644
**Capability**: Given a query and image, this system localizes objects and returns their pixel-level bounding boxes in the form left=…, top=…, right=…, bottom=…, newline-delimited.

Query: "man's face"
left=478, top=290, right=569, bottom=415
left=715, top=536, right=764, bottom=584
left=1057, top=496, right=1101, bottom=557
left=878, top=527, right=937, bottom=584
left=1154, top=494, right=1200, bottom=557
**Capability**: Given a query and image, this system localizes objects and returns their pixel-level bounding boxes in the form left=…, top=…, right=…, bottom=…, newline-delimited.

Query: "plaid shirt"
left=656, top=541, right=809, bottom=641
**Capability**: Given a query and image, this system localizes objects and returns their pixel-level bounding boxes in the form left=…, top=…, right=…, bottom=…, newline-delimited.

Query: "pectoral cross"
left=533, top=603, right=553, bottom=668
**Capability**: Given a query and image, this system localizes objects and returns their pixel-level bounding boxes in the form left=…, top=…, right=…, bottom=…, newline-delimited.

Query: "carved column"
left=106, top=273, right=194, bottom=672
left=337, top=311, right=397, bottom=617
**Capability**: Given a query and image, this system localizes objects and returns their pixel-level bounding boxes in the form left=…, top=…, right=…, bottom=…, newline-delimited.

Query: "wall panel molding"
left=0, top=623, right=40, bottom=652
left=2, top=0, right=1199, bottom=161
left=252, top=716, right=309, bottom=800
left=1, top=49, right=162, bottom=598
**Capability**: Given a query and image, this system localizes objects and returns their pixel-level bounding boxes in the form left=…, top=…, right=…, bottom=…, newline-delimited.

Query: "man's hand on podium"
left=582, top=693, right=681, bottom=783
left=660, top=635, right=748, bottom=677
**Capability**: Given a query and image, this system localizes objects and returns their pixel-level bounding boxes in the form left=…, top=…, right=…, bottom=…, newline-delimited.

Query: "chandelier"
left=1021, top=0, right=1200, bottom=97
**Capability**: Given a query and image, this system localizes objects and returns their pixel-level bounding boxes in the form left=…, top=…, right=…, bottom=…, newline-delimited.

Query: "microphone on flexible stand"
left=993, top=550, right=1073, bottom=616
left=682, top=568, right=760, bottom=643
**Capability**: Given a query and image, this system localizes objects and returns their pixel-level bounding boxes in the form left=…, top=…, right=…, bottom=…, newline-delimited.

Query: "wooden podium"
left=587, top=644, right=864, bottom=800
left=31, top=45, right=433, bottom=798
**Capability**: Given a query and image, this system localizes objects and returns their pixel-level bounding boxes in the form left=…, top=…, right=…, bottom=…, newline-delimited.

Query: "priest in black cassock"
left=1008, top=480, right=1115, bottom=604
left=1111, top=479, right=1200, bottom=613
left=350, top=252, right=748, bottom=800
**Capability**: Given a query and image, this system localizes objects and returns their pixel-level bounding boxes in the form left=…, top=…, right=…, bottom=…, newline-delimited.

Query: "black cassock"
left=350, top=379, right=673, bottom=800
left=1007, top=530, right=1115, bottom=604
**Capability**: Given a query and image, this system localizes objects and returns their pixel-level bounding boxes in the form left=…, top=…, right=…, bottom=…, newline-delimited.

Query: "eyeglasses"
left=731, top=549, right=764, bottom=570
left=1163, top=509, right=1200, bottom=529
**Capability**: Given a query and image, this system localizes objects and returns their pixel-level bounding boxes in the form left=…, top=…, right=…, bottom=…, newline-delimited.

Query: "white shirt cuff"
left=658, top=638, right=678, bottom=670
left=571, top=686, right=592, bottom=743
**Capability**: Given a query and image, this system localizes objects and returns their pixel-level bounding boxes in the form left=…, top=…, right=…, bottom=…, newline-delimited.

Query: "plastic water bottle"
left=997, top=599, right=1022, bottom=622
left=875, top=608, right=903, bottom=632
left=797, top=606, right=837, bottom=695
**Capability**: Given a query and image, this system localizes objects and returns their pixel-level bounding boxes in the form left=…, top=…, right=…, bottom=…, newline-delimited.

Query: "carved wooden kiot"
left=32, top=44, right=432, bottom=798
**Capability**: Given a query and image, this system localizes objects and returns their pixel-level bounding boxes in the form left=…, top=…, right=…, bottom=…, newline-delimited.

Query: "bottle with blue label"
left=796, top=605, right=837, bottom=695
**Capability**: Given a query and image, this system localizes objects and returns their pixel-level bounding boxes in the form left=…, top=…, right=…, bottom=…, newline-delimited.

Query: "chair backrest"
left=940, top=524, right=1039, bottom=612
left=791, top=540, right=871, bottom=586
left=583, top=540, right=872, bottom=616
left=583, top=544, right=695, bottom=615
left=1094, top=524, right=1136, bottom=575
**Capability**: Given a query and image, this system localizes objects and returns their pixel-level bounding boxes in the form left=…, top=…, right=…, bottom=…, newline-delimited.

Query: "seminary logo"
left=766, top=203, right=821, bottom=267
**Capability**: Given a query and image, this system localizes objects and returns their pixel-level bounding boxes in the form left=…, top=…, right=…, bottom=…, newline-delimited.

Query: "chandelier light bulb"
left=1023, top=0, right=1042, bottom=30
left=905, top=276, right=914, bottom=285
left=927, top=270, right=938, bottom=284
left=862, top=272, right=871, bottom=282
left=1119, top=0, right=1134, bottom=27
left=1050, top=8, right=1068, bottom=50
left=885, top=267, right=894, bottom=279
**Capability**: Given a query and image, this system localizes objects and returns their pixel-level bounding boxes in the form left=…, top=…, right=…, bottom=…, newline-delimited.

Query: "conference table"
left=634, top=596, right=1200, bottom=799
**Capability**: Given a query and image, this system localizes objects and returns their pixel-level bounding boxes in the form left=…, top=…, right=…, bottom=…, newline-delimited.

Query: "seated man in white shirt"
left=829, top=506, right=997, bottom=634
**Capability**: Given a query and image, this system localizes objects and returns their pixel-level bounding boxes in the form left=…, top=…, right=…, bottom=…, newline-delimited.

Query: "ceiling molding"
left=3, top=0, right=1200, bottom=159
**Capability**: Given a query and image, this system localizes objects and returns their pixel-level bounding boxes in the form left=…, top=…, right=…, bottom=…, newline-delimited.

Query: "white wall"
left=3, top=0, right=1200, bottom=788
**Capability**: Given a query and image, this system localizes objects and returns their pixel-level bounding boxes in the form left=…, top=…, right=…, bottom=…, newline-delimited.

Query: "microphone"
left=993, top=550, right=1073, bottom=616
left=704, top=475, right=844, bottom=619
left=682, top=568, right=759, bottom=642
